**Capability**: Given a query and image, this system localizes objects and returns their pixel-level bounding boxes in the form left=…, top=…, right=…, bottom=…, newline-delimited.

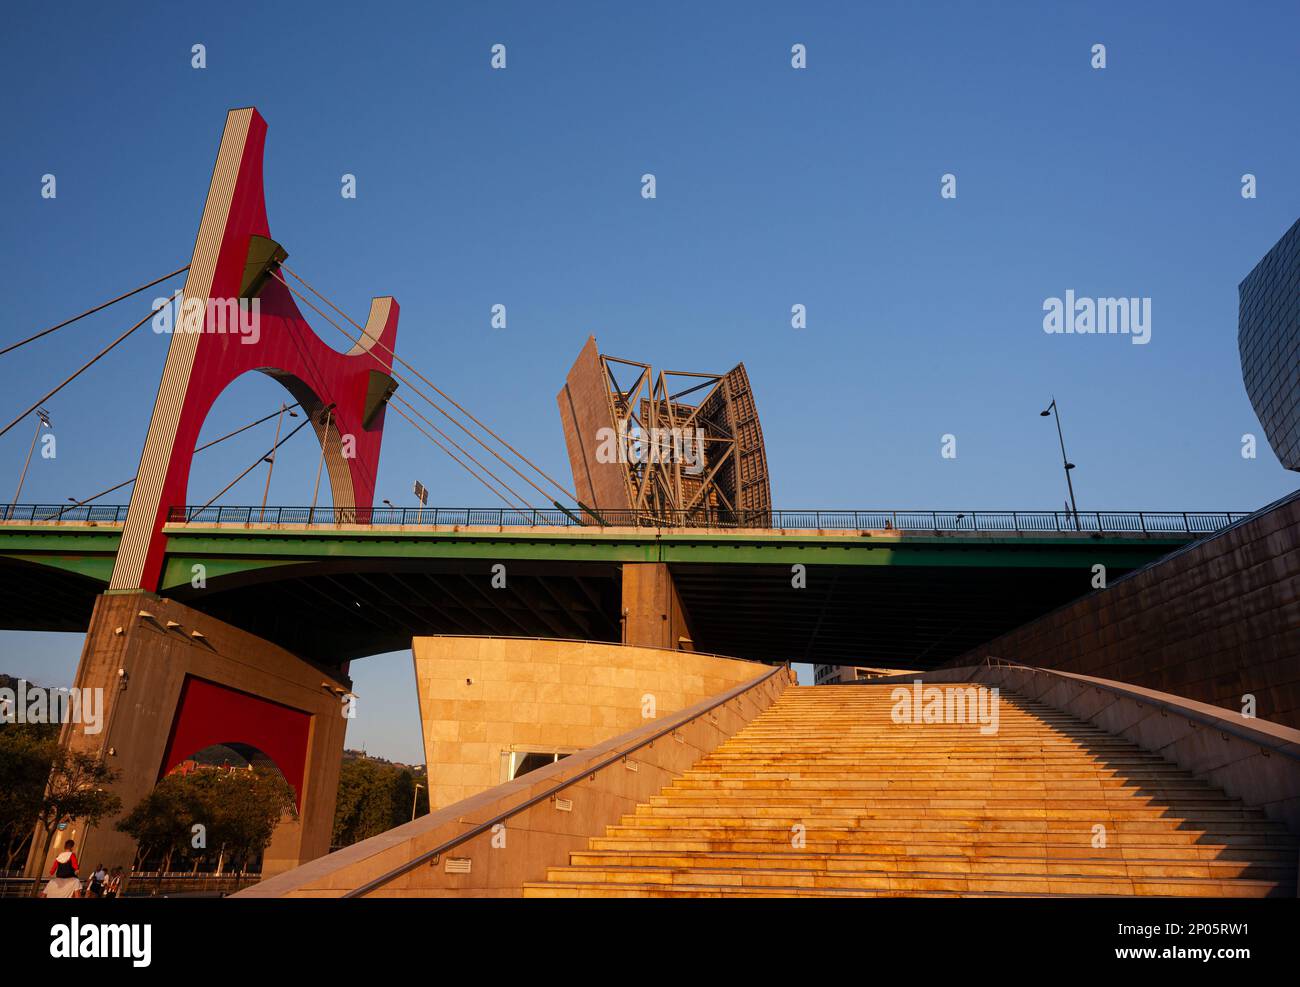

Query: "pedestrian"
left=104, top=867, right=123, bottom=899
left=42, top=840, right=80, bottom=898
left=86, top=863, right=108, bottom=898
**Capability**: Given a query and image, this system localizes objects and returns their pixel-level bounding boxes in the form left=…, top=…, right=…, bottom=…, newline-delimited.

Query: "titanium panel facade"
left=1239, top=217, right=1300, bottom=471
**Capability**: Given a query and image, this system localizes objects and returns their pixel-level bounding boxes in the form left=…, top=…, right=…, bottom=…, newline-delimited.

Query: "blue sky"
left=1, top=1, right=1297, bottom=762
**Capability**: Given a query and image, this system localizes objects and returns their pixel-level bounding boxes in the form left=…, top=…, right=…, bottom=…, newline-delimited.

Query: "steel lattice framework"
left=557, top=336, right=771, bottom=525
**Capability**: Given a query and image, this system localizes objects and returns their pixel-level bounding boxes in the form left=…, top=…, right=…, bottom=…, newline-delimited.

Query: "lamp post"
left=259, top=404, right=298, bottom=522
left=1040, top=398, right=1080, bottom=530
left=308, top=404, right=336, bottom=525
left=9, top=408, right=52, bottom=520
left=411, top=782, right=425, bottom=821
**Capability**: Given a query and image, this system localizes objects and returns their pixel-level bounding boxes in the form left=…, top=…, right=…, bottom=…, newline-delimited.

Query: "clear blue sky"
left=1, top=1, right=1297, bottom=762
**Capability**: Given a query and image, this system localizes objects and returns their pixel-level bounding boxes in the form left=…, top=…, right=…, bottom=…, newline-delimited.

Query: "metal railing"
left=0, top=871, right=259, bottom=898
left=1, top=504, right=131, bottom=523
left=2, top=504, right=1252, bottom=535
left=168, top=505, right=1247, bottom=534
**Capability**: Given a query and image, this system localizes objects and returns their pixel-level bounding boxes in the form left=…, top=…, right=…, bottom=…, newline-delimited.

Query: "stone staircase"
left=523, top=684, right=1298, bottom=897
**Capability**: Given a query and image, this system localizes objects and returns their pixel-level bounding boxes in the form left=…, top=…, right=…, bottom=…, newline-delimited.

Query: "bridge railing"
left=1, top=504, right=131, bottom=523
left=2, top=504, right=1250, bottom=534
left=150, top=505, right=1254, bottom=534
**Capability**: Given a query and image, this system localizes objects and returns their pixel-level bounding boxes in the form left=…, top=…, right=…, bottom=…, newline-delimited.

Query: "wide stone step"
left=533, top=864, right=1291, bottom=897
left=588, top=837, right=1300, bottom=861
left=565, top=849, right=1298, bottom=882
left=612, top=817, right=1287, bottom=836
left=626, top=805, right=1272, bottom=822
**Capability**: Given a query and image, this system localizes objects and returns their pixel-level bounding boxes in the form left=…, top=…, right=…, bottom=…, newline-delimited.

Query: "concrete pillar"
left=621, top=563, right=695, bottom=651
left=26, top=591, right=347, bottom=882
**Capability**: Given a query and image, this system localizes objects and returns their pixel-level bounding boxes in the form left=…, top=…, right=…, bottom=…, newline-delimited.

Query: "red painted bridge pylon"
left=110, top=106, right=399, bottom=592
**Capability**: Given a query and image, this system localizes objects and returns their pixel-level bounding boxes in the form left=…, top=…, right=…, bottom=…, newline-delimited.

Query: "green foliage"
left=19, top=743, right=122, bottom=893
left=332, top=756, right=428, bottom=849
left=116, top=766, right=297, bottom=873
left=34, top=747, right=122, bottom=838
left=0, top=722, right=59, bottom=870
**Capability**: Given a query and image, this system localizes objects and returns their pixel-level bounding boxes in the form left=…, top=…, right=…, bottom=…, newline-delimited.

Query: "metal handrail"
left=342, top=662, right=789, bottom=898
left=977, top=656, right=1300, bottom=764
left=0, top=504, right=1252, bottom=535
left=163, top=505, right=1245, bottom=534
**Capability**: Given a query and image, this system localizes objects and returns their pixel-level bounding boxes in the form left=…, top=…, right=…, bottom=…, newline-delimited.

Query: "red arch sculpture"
left=111, top=107, right=399, bottom=592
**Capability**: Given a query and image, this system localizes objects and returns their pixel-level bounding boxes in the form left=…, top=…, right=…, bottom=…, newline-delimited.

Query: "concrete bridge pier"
left=621, top=562, right=696, bottom=652
left=26, top=591, right=348, bottom=884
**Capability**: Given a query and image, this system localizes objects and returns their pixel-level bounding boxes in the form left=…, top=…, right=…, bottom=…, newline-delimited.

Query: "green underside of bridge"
left=0, top=525, right=1191, bottom=575
left=0, top=524, right=1193, bottom=668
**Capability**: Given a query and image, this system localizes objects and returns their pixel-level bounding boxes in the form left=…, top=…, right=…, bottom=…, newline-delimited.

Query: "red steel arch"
left=111, top=107, right=399, bottom=592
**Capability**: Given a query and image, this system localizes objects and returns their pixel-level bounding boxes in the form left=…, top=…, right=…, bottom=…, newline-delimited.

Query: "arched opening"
left=115, top=740, right=298, bottom=894
left=186, top=366, right=358, bottom=518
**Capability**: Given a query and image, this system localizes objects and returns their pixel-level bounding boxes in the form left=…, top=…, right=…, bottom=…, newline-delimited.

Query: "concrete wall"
left=27, top=592, right=348, bottom=880
left=238, top=663, right=793, bottom=897
left=949, top=492, right=1300, bottom=727
left=413, top=635, right=762, bottom=808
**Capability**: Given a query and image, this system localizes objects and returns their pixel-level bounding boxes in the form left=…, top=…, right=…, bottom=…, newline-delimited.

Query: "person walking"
left=104, top=867, right=123, bottom=899
left=86, top=864, right=108, bottom=898
left=42, top=840, right=81, bottom=898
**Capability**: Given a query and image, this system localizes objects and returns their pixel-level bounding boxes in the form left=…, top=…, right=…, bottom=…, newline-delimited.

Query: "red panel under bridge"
left=159, top=676, right=312, bottom=810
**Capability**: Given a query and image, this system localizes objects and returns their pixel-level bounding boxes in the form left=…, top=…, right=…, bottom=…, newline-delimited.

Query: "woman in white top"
left=43, top=840, right=81, bottom=898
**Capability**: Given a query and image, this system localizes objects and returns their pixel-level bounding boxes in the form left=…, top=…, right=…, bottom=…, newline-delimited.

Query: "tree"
left=0, top=724, right=59, bottom=871
left=114, top=775, right=198, bottom=874
left=191, top=767, right=296, bottom=874
left=332, top=756, right=428, bottom=849
left=117, top=764, right=296, bottom=876
left=27, top=748, right=121, bottom=894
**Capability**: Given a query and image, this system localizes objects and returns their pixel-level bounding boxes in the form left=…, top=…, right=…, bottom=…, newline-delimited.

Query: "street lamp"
left=9, top=408, right=52, bottom=520
left=411, top=782, right=425, bottom=821
left=308, top=404, right=336, bottom=525
left=1040, top=398, right=1080, bottom=530
left=259, top=405, right=298, bottom=522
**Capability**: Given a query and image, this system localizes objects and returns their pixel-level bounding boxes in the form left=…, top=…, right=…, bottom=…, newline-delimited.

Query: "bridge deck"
left=0, top=508, right=1237, bottom=669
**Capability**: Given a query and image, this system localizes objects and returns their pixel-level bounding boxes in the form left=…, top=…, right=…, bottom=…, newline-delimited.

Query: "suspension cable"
left=387, top=401, right=531, bottom=513
left=276, top=266, right=579, bottom=504
left=195, top=403, right=301, bottom=452
left=269, top=269, right=571, bottom=506
left=198, top=414, right=314, bottom=511
left=390, top=394, right=534, bottom=507
left=0, top=306, right=156, bottom=441
left=0, top=265, right=188, bottom=358
left=67, top=404, right=304, bottom=507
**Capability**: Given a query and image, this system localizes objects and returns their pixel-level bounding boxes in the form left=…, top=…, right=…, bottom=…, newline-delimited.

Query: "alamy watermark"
left=1042, top=290, right=1151, bottom=345
left=151, top=291, right=261, bottom=344
left=0, top=680, right=103, bottom=734
left=890, top=680, right=1000, bottom=735
left=595, top=422, right=705, bottom=474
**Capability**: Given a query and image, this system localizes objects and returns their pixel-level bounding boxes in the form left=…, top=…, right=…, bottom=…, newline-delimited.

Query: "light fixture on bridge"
left=8, top=408, right=55, bottom=516
left=1039, top=398, right=1081, bottom=531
